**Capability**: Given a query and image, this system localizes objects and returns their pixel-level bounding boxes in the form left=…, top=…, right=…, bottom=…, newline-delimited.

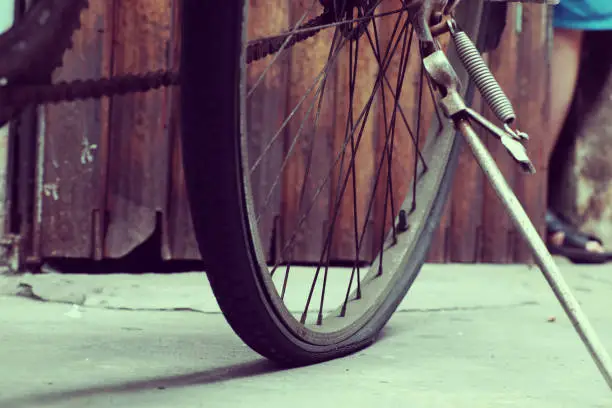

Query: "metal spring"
left=452, top=29, right=516, bottom=124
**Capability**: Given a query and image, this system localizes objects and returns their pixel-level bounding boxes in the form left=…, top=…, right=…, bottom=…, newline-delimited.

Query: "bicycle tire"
left=181, top=0, right=485, bottom=365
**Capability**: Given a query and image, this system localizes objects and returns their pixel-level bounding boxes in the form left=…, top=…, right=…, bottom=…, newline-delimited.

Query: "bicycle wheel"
left=181, top=0, right=484, bottom=365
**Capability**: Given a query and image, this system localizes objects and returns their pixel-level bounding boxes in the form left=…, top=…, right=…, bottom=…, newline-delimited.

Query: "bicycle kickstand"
left=423, top=17, right=612, bottom=391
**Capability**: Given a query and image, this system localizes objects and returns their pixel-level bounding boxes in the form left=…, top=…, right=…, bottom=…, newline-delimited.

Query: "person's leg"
left=547, top=27, right=604, bottom=254
left=549, top=27, right=583, bottom=142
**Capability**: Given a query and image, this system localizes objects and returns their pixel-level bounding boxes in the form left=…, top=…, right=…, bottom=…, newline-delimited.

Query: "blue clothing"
left=553, top=0, right=612, bottom=30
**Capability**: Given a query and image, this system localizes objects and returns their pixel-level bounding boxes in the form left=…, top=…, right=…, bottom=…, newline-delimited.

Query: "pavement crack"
left=83, top=306, right=217, bottom=314
left=395, top=301, right=539, bottom=313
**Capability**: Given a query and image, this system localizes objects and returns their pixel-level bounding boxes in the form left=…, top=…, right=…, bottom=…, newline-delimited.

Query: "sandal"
left=546, top=210, right=612, bottom=264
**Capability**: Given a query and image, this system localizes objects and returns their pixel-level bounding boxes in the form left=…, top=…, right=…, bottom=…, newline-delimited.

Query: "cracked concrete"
left=0, top=264, right=548, bottom=313
left=0, top=262, right=611, bottom=407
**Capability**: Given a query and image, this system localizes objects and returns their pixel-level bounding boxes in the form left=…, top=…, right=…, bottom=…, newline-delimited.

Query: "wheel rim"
left=241, top=0, right=463, bottom=344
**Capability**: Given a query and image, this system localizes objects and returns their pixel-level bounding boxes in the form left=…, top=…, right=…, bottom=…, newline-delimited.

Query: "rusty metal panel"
left=103, top=0, right=172, bottom=258
left=426, top=35, right=454, bottom=264
left=40, top=2, right=113, bottom=259
left=370, top=3, right=421, bottom=265
left=164, top=0, right=200, bottom=260
left=279, top=2, right=335, bottom=264
left=247, top=0, right=290, bottom=264
left=479, top=17, right=520, bottom=263
left=449, top=94, right=484, bottom=263
left=511, top=3, right=551, bottom=263
left=328, top=25, right=379, bottom=263
left=165, top=122, right=200, bottom=260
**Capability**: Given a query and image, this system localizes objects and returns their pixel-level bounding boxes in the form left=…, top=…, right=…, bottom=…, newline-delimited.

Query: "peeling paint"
left=43, top=181, right=60, bottom=201
left=80, top=137, right=98, bottom=165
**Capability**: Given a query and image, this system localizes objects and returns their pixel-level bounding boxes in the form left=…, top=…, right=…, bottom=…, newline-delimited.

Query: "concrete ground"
left=0, top=262, right=611, bottom=408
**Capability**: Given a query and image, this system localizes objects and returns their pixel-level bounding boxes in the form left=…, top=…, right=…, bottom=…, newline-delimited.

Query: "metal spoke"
left=317, top=20, right=363, bottom=325
left=377, top=13, right=413, bottom=276
left=249, top=1, right=390, bottom=173
left=255, top=29, right=343, bottom=225
left=248, top=4, right=407, bottom=46
left=247, top=2, right=434, bottom=325
left=247, top=0, right=320, bottom=98
left=300, top=14, right=412, bottom=322
left=348, top=15, right=363, bottom=302
left=363, top=16, right=428, bottom=170
left=249, top=24, right=360, bottom=175
left=280, top=264, right=291, bottom=300
left=409, top=62, right=426, bottom=213
left=269, top=9, right=412, bottom=282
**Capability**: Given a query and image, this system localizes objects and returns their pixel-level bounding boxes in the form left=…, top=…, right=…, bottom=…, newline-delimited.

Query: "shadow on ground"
left=3, top=359, right=282, bottom=408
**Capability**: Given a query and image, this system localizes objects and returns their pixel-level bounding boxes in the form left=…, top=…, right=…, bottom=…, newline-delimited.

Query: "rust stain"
left=280, top=1, right=335, bottom=262
left=104, top=0, right=172, bottom=258
left=39, top=1, right=113, bottom=259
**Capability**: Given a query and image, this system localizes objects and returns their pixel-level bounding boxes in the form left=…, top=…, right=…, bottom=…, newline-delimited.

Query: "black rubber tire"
left=180, top=0, right=485, bottom=365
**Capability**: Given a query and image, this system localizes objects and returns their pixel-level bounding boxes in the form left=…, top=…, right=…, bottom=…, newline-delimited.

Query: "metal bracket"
left=420, top=5, right=612, bottom=391
left=422, top=49, right=535, bottom=174
left=422, top=50, right=462, bottom=94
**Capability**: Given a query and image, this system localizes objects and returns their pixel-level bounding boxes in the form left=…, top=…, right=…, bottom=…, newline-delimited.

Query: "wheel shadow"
left=2, top=359, right=282, bottom=408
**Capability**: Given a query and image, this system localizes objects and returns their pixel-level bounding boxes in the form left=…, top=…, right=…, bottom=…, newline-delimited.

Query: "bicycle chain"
left=0, top=70, right=180, bottom=114
left=1, top=0, right=396, bottom=115
left=0, top=11, right=337, bottom=116
left=246, top=11, right=334, bottom=64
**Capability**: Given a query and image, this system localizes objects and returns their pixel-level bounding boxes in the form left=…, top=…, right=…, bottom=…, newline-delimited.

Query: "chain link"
left=0, top=10, right=335, bottom=113
left=1, top=70, right=179, bottom=109
left=247, top=12, right=333, bottom=64
left=1, top=1, right=395, bottom=109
